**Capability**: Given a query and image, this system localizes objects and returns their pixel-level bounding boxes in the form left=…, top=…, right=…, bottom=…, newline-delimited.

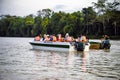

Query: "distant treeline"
left=0, top=0, right=120, bottom=39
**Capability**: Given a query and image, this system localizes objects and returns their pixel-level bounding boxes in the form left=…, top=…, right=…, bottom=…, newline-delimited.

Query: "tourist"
left=57, top=34, right=62, bottom=42
left=44, top=34, right=50, bottom=42
left=101, top=35, right=110, bottom=49
left=52, top=34, right=57, bottom=42
left=34, top=34, right=41, bottom=41
left=77, top=34, right=87, bottom=43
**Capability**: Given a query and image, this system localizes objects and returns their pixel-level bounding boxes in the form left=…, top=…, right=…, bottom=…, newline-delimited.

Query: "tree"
left=93, top=0, right=120, bottom=36
left=31, top=16, right=42, bottom=36
left=50, top=11, right=65, bottom=34
left=42, top=8, right=52, bottom=18
left=82, top=7, right=97, bottom=35
left=105, top=0, right=120, bottom=36
left=93, top=0, right=107, bottom=34
left=24, top=14, right=34, bottom=36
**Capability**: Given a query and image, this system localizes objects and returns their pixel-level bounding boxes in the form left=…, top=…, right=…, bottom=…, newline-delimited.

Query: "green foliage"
left=63, top=25, right=73, bottom=34
left=25, top=15, right=34, bottom=25
left=0, top=0, right=120, bottom=38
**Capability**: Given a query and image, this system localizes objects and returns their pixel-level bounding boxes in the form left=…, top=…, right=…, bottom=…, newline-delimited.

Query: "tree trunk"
left=102, top=18, right=105, bottom=34
left=114, top=22, right=117, bottom=36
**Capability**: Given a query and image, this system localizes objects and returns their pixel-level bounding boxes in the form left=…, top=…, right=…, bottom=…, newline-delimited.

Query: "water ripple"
left=0, top=37, right=120, bottom=80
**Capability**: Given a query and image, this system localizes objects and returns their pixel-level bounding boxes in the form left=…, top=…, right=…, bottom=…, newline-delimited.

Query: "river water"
left=0, top=37, right=120, bottom=80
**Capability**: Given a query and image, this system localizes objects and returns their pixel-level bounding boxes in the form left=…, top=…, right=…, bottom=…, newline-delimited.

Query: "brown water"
left=0, top=37, right=120, bottom=80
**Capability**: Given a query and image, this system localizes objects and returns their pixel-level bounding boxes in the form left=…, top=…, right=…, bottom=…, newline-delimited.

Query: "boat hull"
left=29, top=41, right=90, bottom=52
left=90, top=42, right=111, bottom=49
left=30, top=41, right=75, bottom=52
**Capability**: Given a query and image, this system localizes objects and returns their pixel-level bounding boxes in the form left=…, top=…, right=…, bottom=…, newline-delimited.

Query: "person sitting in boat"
left=52, top=34, right=57, bottom=42
left=64, top=33, right=69, bottom=42
left=101, top=35, right=106, bottom=42
left=101, top=35, right=111, bottom=49
left=49, top=35, right=53, bottom=41
left=77, top=35, right=81, bottom=42
left=57, top=34, right=62, bottom=42
left=64, top=33, right=73, bottom=42
left=44, top=34, right=50, bottom=42
left=42, top=34, right=46, bottom=41
left=101, top=35, right=107, bottom=43
left=78, top=34, right=87, bottom=43
left=75, top=34, right=87, bottom=51
left=62, top=35, right=66, bottom=42
left=75, top=36, right=85, bottom=51
left=34, top=34, right=41, bottom=41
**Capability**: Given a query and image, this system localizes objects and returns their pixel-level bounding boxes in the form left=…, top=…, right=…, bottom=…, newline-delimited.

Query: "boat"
left=29, top=41, right=90, bottom=52
left=89, top=41, right=111, bottom=49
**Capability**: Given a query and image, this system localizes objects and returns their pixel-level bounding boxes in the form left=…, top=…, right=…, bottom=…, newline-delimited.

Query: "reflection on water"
left=32, top=50, right=90, bottom=80
left=0, top=37, right=120, bottom=80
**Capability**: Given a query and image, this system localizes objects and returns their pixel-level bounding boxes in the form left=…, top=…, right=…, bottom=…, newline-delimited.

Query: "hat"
left=46, top=34, right=49, bottom=36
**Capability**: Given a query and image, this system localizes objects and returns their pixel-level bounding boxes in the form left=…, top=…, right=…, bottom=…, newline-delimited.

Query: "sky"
left=0, top=0, right=98, bottom=17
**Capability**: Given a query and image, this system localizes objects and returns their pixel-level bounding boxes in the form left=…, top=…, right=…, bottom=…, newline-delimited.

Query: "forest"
left=0, top=0, right=120, bottom=39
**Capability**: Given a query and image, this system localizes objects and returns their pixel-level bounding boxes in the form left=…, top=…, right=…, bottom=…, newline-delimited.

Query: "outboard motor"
left=75, top=42, right=85, bottom=51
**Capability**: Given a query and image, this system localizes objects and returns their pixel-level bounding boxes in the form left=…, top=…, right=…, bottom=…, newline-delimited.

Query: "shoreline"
left=1, top=36, right=120, bottom=40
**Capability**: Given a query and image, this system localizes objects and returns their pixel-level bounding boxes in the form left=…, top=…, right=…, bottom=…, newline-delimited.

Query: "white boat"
left=29, top=41, right=90, bottom=52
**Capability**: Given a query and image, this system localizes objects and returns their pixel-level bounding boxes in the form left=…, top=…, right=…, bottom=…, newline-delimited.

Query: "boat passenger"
left=101, top=35, right=107, bottom=43
left=49, top=35, right=53, bottom=41
left=61, top=35, right=65, bottom=42
left=43, top=34, right=47, bottom=41
left=77, top=35, right=81, bottom=42
left=44, top=34, right=50, bottom=42
left=101, top=35, right=108, bottom=45
left=78, top=34, right=87, bottom=43
left=34, top=34, right=41, bottom=41
left=101, top=35, right=110, bottom=49
left=52, top=34, right=57, bottom=42
left=64, top=33, right=71, bottom=42
left=81, top=36, right=87, bottom=42
left=69, top=36, right=75, bottom=42
left=57, top=34, right=63, bottom=42
left=75, top=34, right=88, bottom=51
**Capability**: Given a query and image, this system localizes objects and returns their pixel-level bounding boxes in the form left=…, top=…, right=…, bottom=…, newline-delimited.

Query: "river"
left=0, top=37, right=120, bottom=80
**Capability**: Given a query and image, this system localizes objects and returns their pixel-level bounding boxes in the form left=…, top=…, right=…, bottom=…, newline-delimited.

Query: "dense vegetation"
left=0, top=0, right=120, bottom=39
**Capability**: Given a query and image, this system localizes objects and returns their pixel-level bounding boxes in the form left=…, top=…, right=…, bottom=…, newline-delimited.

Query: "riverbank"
left=0, top=35, right=120, bottom=40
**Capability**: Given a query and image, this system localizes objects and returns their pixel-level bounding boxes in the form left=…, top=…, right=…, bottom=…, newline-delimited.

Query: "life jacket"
left=81, top=36, right=87, bottom=42
left=53, top=36, right=57, bottom=42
